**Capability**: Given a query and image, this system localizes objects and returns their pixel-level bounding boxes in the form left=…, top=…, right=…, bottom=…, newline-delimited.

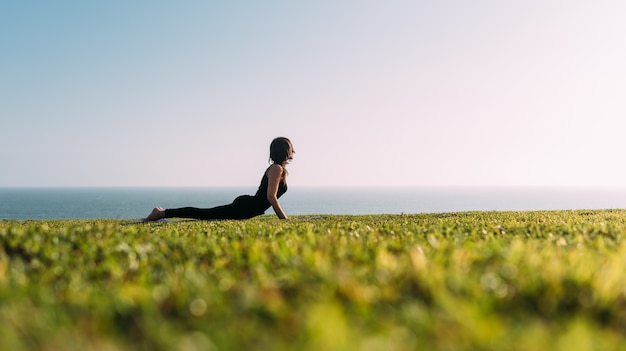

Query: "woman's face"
left=271, top=137, right=294, bottom=164
left=288, top=143, right=295, bottom=160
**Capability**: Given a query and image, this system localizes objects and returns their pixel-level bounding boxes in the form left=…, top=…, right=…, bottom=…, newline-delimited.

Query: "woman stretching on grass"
left=143, top=137, right=294, bottom=221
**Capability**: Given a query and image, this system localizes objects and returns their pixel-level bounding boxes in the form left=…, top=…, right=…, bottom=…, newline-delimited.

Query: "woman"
left=144, top=137, right=294, bottom=221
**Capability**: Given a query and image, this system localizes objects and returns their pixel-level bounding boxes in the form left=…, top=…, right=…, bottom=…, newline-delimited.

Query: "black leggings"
left=164, top=195, right=267, bottom=220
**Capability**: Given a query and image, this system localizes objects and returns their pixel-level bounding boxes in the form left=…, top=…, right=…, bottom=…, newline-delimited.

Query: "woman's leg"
left=166, top=196, right=262, bottom=220
left=145, top=196, right=261, bottom=221
left=164, top=204, right=241, bottom=220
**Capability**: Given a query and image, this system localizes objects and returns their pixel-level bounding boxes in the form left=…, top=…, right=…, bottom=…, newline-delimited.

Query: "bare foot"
left=144, top=207, right=165, bottom=222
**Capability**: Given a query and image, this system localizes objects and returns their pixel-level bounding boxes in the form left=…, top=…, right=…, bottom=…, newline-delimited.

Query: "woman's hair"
left=269, top=137, right=294, bottom=167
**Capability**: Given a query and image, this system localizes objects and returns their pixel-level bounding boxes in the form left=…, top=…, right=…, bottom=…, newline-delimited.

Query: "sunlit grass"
left=1, top=210, right=626, bottom=350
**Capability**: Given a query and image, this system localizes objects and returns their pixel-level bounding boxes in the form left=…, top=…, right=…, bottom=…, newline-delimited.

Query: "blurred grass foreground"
left=2, top=210, right=626, bottom=350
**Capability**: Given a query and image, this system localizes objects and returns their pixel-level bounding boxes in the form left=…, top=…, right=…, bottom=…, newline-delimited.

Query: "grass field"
left=2, top=210, right=626, bottom=350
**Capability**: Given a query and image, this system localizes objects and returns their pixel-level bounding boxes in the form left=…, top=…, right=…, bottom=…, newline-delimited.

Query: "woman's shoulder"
left=265, top=164, right=285, bottom=180
left=266, top=163, right=284, bottom=174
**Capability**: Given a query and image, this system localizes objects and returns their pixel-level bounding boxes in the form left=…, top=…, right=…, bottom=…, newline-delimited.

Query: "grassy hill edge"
left=1, top=209, right=626, bottom=350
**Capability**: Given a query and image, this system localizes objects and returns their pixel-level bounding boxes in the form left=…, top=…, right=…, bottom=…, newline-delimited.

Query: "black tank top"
left=253, top=167, right=288, bottom=209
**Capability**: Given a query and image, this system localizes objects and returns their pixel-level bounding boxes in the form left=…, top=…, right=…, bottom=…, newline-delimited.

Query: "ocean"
left=1, top=187, right=626, bottom=220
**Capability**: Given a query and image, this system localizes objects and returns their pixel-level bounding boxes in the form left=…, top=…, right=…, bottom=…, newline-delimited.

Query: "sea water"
left=1, top=187, right=626, bottom=220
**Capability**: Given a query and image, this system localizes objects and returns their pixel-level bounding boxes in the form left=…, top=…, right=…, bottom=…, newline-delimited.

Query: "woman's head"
left=269, top=137, right=294, bottom=165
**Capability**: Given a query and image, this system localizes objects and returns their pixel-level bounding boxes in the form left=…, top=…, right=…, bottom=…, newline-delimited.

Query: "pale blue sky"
left=2, top=1, right=626, bottom=187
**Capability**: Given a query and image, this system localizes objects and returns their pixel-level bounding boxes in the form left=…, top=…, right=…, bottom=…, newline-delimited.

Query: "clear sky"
left=2, top=1, right=626, bottom=188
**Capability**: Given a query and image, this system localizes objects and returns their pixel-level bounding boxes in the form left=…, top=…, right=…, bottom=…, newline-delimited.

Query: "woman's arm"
left=266, top=164, right=288, bottom=219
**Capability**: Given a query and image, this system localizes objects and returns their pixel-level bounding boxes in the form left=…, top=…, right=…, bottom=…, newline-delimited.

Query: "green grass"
left=2, top=210, right=626, bottom=350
